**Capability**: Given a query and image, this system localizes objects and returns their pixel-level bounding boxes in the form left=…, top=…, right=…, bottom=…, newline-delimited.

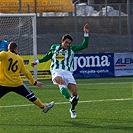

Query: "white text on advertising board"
left=73, top=55, right=110, bottom=71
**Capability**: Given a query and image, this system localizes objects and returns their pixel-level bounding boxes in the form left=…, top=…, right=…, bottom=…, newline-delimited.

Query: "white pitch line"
left=0, top=98, right=132, bottom=108
left=78, top=82, right=132, bottom=86
left=55, top=98, right=133, bottom=104
left=27, top=81, right=132, bottom=87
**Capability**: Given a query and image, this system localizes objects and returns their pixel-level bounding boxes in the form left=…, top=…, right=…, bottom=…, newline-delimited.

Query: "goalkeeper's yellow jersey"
left=0, top=51, right=35, bottom=87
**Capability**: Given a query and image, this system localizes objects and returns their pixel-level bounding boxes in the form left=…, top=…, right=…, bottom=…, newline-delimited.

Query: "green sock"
left=60, top=87, right=71, bottom=101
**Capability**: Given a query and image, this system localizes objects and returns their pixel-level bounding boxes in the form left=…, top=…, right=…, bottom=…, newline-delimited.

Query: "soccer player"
left=0, top=42, right=54, bottom=113
left=0, top=34, right=8, bottom=52
left=31, top=23, right=89, bottom=118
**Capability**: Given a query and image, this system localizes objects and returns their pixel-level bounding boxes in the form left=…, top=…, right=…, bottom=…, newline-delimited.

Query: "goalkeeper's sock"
left=32, top=98, right=46, bottom=110
left=60, top=85, right=71, bottom=101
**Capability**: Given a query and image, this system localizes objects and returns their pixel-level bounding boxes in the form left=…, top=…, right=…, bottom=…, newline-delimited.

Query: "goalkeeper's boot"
left=70, top=109, right=76, bottom=118
left=43, top=101, right=55, bottom=113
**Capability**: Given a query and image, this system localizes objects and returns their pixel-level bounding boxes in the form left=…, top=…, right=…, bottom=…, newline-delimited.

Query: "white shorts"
left=51, top=69, right=76, bottom=86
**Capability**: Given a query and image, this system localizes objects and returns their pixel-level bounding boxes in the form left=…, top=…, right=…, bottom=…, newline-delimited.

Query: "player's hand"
left=36, top=81, right=44, bottom=88
left=31, top=62, right=37, bottom=67
left=84, top=23, right=89, bottom=34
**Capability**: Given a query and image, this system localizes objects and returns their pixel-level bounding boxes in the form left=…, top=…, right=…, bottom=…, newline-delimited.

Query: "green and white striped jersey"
left=38, top=36, right=89, bottom=72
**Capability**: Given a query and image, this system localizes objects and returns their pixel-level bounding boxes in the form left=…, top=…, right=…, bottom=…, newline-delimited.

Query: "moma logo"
left=73, top=55, right=111, bottom=71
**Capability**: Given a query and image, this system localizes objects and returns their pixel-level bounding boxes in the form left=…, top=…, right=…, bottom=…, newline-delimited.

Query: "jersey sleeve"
left=20, top=58, right=36, bottom=85
left=38, top=45, right=55, bottom=63
left=71, top=37, right=89, bottom=52
left=0, top=51, right=6, bottom=61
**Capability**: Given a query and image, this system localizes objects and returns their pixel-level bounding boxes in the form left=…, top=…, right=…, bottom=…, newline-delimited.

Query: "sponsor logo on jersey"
left=56, top=53, right=65, bottom=61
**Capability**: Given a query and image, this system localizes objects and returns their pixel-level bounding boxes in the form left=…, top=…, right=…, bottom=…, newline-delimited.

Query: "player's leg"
left=0, top=86, right=11, bottom=98
left=54, top=76, right=71, bottom=101
left=68, top=83, right=79, bottom=110
left=51, top=70, right=71, bottom=101
left=13, top=85, right=54, bottom=113
left=64, top=71, right=79, bottom=110
left=64, top=71, right=79, bottom=118
left=67, top=83, right=79, bottom=118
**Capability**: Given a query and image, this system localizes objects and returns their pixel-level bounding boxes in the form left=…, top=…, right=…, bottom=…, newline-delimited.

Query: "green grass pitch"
left=0, top=77, right=133, bottom=133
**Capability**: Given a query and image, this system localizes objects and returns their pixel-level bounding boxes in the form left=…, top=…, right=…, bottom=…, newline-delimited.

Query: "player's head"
left=8, top=42, right=18, bottom=52
left=61, top=34, right=73, bottom=50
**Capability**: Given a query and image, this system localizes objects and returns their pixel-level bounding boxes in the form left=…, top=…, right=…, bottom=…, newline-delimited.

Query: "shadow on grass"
left=65, top=118, right=133, bottom=132
left=0, top=118, right=133, bottom=132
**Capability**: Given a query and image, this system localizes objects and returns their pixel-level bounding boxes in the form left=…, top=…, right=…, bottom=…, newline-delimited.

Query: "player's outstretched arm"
left=35, top=81, right=44, bottom=88
left=72, top=23, right=89, bottom=52
left=84, top=23, right=89, bottom=34
left=31, top=61, right=37, bottom=67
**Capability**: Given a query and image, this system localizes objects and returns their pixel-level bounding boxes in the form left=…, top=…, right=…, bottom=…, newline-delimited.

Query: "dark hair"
left=62, top=34, right=73, bottom=42
left=8, top=42, right=17, bottom=50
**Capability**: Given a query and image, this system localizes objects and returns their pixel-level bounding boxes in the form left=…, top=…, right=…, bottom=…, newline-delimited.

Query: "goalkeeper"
left=31, top=23, right=89, bottom=118
left=0, top=42, right=54, bottom=113
left=0, top=34, right=8, bottom=52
